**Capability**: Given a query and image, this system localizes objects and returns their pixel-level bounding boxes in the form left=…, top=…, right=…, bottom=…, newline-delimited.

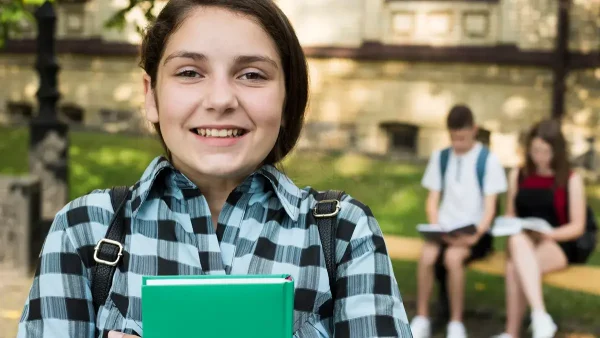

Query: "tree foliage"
left=0, top=0, right=34, bottom=47
left=0, top=0, right=158, bottom=48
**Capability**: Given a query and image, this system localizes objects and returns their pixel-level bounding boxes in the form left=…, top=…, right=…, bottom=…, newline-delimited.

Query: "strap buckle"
left=93, top=238, right=123, bottom=266
left=313, top=199, right=341, bottom=218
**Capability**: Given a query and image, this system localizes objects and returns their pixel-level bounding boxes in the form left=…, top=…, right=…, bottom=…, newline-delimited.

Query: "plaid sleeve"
left=17, top=210, right=96, bottom=338
left=334, top=199, right=413, bottom=338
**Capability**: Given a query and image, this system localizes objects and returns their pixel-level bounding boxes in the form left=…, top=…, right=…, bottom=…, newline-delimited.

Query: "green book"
left=141, top=274, right=295, bottom=338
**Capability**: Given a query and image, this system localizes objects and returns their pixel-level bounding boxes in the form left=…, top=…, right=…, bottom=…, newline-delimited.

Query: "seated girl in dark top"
left=495, top=119, right=588, bottom=338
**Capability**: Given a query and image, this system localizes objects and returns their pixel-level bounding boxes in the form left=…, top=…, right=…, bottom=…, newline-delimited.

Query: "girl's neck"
left=171, top=158, right=247, bottom=229
left=202, top=188, right=233, bottom=229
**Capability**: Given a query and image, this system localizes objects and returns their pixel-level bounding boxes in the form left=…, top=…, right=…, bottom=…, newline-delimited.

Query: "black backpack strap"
left=91, top=186, right=129, bottom=314
left=313, top=190, right=344, bottom=298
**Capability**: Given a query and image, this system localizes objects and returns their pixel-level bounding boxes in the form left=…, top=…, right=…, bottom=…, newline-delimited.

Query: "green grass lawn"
left=2, top=126, right=600, bottom=334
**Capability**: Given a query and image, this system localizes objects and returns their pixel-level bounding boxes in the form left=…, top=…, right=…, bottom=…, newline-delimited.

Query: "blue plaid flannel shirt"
left=17, top=156, right=412, bottom=338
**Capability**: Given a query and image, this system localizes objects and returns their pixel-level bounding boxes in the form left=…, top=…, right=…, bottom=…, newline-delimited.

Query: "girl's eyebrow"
left=233, top=55, right=279, bottom=70
left=163, top=50, right=279, bottom=70
left=163, top=51, right=207, bottom=66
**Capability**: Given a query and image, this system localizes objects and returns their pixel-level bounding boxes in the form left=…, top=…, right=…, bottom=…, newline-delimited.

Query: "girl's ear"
left=144, top=74, right=159, bottom=123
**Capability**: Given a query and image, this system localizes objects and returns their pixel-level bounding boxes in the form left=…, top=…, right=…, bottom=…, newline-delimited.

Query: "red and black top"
left=515, top=170, right=581, bottom=263
left=516, top=172, right=569, bottom=227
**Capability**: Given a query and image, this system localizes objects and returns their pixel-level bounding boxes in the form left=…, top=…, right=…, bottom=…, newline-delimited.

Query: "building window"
left=6, top=101, right=33, bottom=122
left=391, top=11, right=416, bottom=37
left=462, top=10, right=490, bottom=38
left=59, top=2, right=87, bottom=37
left=60, top=103, right=84, bottom=124
left=65, top=11, right=84, bottom=34
left=380, top=122, right=420, bottom=154
left=99, top=108, right=132, bottom=124
left=426, top=10, right=454, bottom=37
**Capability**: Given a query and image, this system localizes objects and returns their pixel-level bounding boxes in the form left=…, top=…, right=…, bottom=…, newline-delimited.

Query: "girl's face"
left=144, top=6, right=286, bottom=182
left=529, top=137, right=554, bottom=170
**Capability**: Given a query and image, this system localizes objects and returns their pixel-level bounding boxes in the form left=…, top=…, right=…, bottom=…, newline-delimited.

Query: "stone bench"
left=384, top=236, right=600, bottom=295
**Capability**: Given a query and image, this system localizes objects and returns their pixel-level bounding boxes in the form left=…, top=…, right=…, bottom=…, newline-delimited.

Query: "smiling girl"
left=17, top=1, right=412, bottom=337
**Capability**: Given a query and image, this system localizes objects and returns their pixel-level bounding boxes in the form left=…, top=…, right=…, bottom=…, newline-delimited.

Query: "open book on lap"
left=491, top=216, right=554, bottom=237
left=416, top=223, right=477, bottom=242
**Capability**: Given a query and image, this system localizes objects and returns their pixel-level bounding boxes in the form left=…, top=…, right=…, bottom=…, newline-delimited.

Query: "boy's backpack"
left=90, top=187, right=344, bottom=315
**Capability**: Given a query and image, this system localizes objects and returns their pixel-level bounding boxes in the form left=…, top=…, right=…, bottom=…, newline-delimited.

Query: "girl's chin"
left=175, top=156, right=261, bottom=181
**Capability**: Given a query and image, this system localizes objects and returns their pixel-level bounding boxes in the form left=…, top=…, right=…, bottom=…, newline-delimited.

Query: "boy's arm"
left=426, top=190, right=441, bottom=225
left=476, top=194, right=498, bottom=235
left=421, top=150, right=442, bottom=225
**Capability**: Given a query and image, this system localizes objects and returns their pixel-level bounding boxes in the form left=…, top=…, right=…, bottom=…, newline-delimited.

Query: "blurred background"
left=1, top=0, right=599, bottom=337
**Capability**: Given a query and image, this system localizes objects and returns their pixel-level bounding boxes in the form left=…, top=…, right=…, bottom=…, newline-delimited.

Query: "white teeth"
left=195, top=128, right=245, bottom=138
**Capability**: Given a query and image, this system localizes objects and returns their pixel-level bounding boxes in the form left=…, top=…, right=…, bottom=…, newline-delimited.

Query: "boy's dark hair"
left=446, top=105, right=475, bottom=130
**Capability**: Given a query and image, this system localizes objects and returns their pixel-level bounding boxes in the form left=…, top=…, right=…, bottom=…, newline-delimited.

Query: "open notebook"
left=491, top=216, right=554, bottom=237
left=141, top=274, right=294, bottom=338
left=416, top=223, right=477, bottom=241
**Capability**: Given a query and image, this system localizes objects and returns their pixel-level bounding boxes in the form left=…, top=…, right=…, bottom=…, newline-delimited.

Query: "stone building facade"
left=1, top=0, right=599, bottom=166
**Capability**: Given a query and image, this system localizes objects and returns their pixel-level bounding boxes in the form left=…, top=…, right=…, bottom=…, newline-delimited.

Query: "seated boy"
left=410, top=105, right=507, bottom=338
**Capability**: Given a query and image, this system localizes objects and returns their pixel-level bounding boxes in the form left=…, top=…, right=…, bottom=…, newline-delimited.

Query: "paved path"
left=384, top=235, right=600, bottom=296
left=0, top=268, right=31, bottom=338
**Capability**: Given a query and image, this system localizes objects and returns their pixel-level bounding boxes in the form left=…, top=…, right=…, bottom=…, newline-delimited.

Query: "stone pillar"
left=0, top=177, right=41, bottom=274
left=29, top=1, right=69, bottom=221
left=551, top=0, right=570, bottom=119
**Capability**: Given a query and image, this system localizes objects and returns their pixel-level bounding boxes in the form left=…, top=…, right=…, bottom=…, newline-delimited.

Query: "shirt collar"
left=253, top=165, right=303, bottom=221
left=130, top=156, right=303, bottom=221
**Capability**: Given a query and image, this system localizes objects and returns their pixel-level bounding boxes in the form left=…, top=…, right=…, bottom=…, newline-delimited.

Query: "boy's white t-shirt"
left=421, top=142, right=508, bottom=228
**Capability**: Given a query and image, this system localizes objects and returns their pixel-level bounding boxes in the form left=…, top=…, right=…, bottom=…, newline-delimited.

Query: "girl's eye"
left=239, top=72, right=266, bottom=81
left=176, top=70, right=201, bottom=78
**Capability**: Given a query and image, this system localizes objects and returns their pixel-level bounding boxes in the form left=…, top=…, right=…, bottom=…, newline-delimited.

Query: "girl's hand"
left=543, top=229, right=557, bottom=241
left=525, top=229, right=554, bottom=242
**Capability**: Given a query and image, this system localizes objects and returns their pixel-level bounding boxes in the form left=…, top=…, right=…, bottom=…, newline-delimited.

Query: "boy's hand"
left=443, top=233, right=479, bottom=247
left=108, top=331, right=140, bottom=338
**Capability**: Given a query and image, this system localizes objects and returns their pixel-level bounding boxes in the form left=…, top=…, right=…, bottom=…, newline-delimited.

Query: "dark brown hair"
left=524, top=118, right=571, bottom=187
left=446, top=104, right=475, bottom=130
left=139, top=0, right=309, bottom=165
